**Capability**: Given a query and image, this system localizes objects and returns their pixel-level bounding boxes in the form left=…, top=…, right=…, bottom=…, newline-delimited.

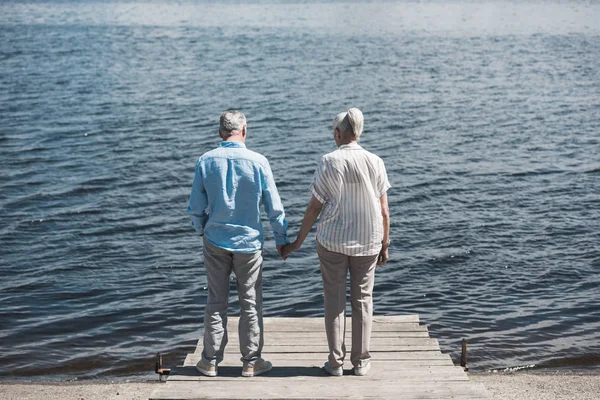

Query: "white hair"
left=219, top=110, right=246, bottom=136
left=333, top=112, right=346, bottom=131
left=335, top=108, right=364, bottom=140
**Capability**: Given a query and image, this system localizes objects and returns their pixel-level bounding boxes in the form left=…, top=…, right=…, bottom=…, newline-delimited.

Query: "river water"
left=1, top=0, right=599, bottom=380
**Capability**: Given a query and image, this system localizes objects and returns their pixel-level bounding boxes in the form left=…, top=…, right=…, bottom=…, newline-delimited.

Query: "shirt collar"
left=220, top=141, right=246, bottom=149
left=338, top=143, right=362, bottom=150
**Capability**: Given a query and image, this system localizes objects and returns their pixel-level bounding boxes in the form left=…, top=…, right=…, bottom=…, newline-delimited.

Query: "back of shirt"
left=310, top=143, right=391, bottom=256
left=187, top=142, right=288, bottom=253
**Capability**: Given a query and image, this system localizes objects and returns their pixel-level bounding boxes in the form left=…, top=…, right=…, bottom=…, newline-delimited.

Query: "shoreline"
left=1, top=371, right=600, bottom=400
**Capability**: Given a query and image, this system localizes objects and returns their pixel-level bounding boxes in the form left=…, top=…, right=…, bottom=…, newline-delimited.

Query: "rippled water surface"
left=1, top=0, right=599, bottom=380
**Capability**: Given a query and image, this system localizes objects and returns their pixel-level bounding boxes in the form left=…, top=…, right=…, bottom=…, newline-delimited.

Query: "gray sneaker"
left=323, top=361, right=343, bottom=376
left=195, top=360, right=217, bottom=377
left=242, top=359, right=273, bottom=377
left=353, top=362, right=371, bottom=376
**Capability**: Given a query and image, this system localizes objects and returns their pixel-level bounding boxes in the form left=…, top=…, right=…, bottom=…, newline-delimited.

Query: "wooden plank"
left=200, top=345, right=440, bottom=354
left=200, top=344, right=440, bottom=354
left=150, top=381, right=489, bottom=400
left=219, top=316, right=422, bottom=332
left=177, top=360, right=462, bottom=371
left=259, top=315, right=420, bottom=324
left=194, top=331, right=430, bottom=349
left=195, top=330, right=431, bottom=347
left=211, top=337, right=439, bottom=348
left=168, top=374, right=469, bottom=383
left=202, top=323, right=427, bottom=334
left=193, top=334, right=430, bottom=351
left=183, top=351, right=454, bottom=367
left=166, top=364, right=469, bottom=381
left=149, top=316, right=490, bottom=400
left=183, top=356, right=454, bottom=368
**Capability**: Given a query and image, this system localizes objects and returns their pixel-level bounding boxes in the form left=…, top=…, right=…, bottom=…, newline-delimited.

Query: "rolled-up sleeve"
left=260, top=162, right=289, bottom=245
left=186, top=160, right=208, bottom=235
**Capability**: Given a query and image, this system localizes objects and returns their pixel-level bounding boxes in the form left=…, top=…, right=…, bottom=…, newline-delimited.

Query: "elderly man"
left=187, top=110, right=288, bottom=377
left=282, top=108, right=391, bottom=377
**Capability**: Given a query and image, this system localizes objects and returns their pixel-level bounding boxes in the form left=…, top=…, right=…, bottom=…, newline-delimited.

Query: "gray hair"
left=334, top=108, right=364, bottom=140
left=219, top=110, right=246, bottom=136
left=332, top=112, right=346, bottom=132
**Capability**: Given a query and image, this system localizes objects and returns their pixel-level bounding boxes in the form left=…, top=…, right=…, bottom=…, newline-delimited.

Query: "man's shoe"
left=323, top=361, right=343, bottom=376
left=195, top=360, right=217, bottom=377
left=353, top=362, right=371, bottom=376
left=242, top=359, right=272, bottom=377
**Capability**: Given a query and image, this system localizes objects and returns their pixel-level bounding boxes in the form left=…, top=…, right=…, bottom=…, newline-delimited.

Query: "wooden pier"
left=150, top=315, right=489, bottom=399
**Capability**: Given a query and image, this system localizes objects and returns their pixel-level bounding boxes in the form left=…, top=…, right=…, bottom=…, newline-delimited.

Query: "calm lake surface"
left=1, top=0, right=599, bottom=380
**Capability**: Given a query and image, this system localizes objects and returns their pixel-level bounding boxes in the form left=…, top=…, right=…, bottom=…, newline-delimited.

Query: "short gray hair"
left=334, top=108, right=364, bottom=140
left=219, top=111, right=246, bottom=136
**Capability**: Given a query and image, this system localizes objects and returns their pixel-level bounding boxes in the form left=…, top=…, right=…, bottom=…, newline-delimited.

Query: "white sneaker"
left=195, top=360, right=217, bottom=377
left=354, top=362, right=371, bottom=376
left=242, top=359, right=273, bottom=377
left=323, top=361, right=343, bottom=376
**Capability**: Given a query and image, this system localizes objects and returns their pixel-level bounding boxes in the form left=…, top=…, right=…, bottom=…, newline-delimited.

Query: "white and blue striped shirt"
left=310, top=143, right=391, bottom=256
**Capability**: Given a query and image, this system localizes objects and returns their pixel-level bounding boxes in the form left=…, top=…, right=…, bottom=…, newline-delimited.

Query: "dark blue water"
left=1, top=0, right=599, bottom=380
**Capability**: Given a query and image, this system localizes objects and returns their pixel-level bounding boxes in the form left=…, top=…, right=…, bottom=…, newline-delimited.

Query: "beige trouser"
left=201, top=238, right=264, bottom=367
left=317, top=241, right=378, bottom=369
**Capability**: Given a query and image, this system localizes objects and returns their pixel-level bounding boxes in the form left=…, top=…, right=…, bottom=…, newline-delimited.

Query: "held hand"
left=280, top=240, right=300, bottom=260
left=377, top=247, right=389, bottom=266
left=276, top=245, right=285, bottom=260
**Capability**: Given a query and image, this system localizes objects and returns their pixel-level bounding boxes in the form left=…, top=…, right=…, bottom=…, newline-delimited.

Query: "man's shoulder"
left=199, top=147, right=221, bottom=160
left=199, top=147, right=269, bottom=167
left=242, top=148, right=270, bottom=165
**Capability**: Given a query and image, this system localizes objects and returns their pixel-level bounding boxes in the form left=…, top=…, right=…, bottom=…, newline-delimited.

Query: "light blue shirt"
left=187, top=141, right=288, bottom=253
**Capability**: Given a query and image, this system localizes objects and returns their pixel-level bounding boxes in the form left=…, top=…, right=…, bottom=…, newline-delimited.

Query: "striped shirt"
left=310, top=143, right=391, bottom=256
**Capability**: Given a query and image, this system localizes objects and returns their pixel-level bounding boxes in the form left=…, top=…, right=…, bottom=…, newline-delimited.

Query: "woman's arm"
left=281, top=195, right=323, bottom=259
left=378, top=193, right=390, bottom=266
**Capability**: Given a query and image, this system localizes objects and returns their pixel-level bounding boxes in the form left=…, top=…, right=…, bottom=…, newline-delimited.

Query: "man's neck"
left=224, top=137, right=244, bottom=143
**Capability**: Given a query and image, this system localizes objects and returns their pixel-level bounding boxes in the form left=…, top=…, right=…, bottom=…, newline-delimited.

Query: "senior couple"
left=186, top=109, right=391, bottom=378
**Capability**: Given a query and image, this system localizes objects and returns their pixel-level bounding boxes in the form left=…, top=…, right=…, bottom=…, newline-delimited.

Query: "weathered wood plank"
left=149, top=316, right=490, bottom=400
left=206, top=337, right=439, bottom=348
left=183, top=351, right=454, bottom=367
left=218, top=316, right=422, bottom=332
left=194, top=330, right=430, bottom=348
left=258, top=315, right=420, bottom=324
left=168, top=374, right=469, bottom=383
left=167, top=364, right=469, bottom=381
left=201, top=344, right=440, bottom=354
left=150, top=381, right=489, bottom=400
left=196, top=345, right=441, bottom=355
left=183, top=357, right=455, bottom=368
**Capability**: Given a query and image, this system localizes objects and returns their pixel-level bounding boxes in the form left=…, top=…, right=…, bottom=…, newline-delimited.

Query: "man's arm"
left=186, top=161, right=208, bottom=235
left=281, top=195, right=323, bottom=259
left=261, top=163, right=289, bottom=249
left=378, top=193, right=390, bottom=266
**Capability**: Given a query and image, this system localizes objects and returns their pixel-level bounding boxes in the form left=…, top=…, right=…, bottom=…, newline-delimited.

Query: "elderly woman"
left=282, top=108, right=391, bottom=376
